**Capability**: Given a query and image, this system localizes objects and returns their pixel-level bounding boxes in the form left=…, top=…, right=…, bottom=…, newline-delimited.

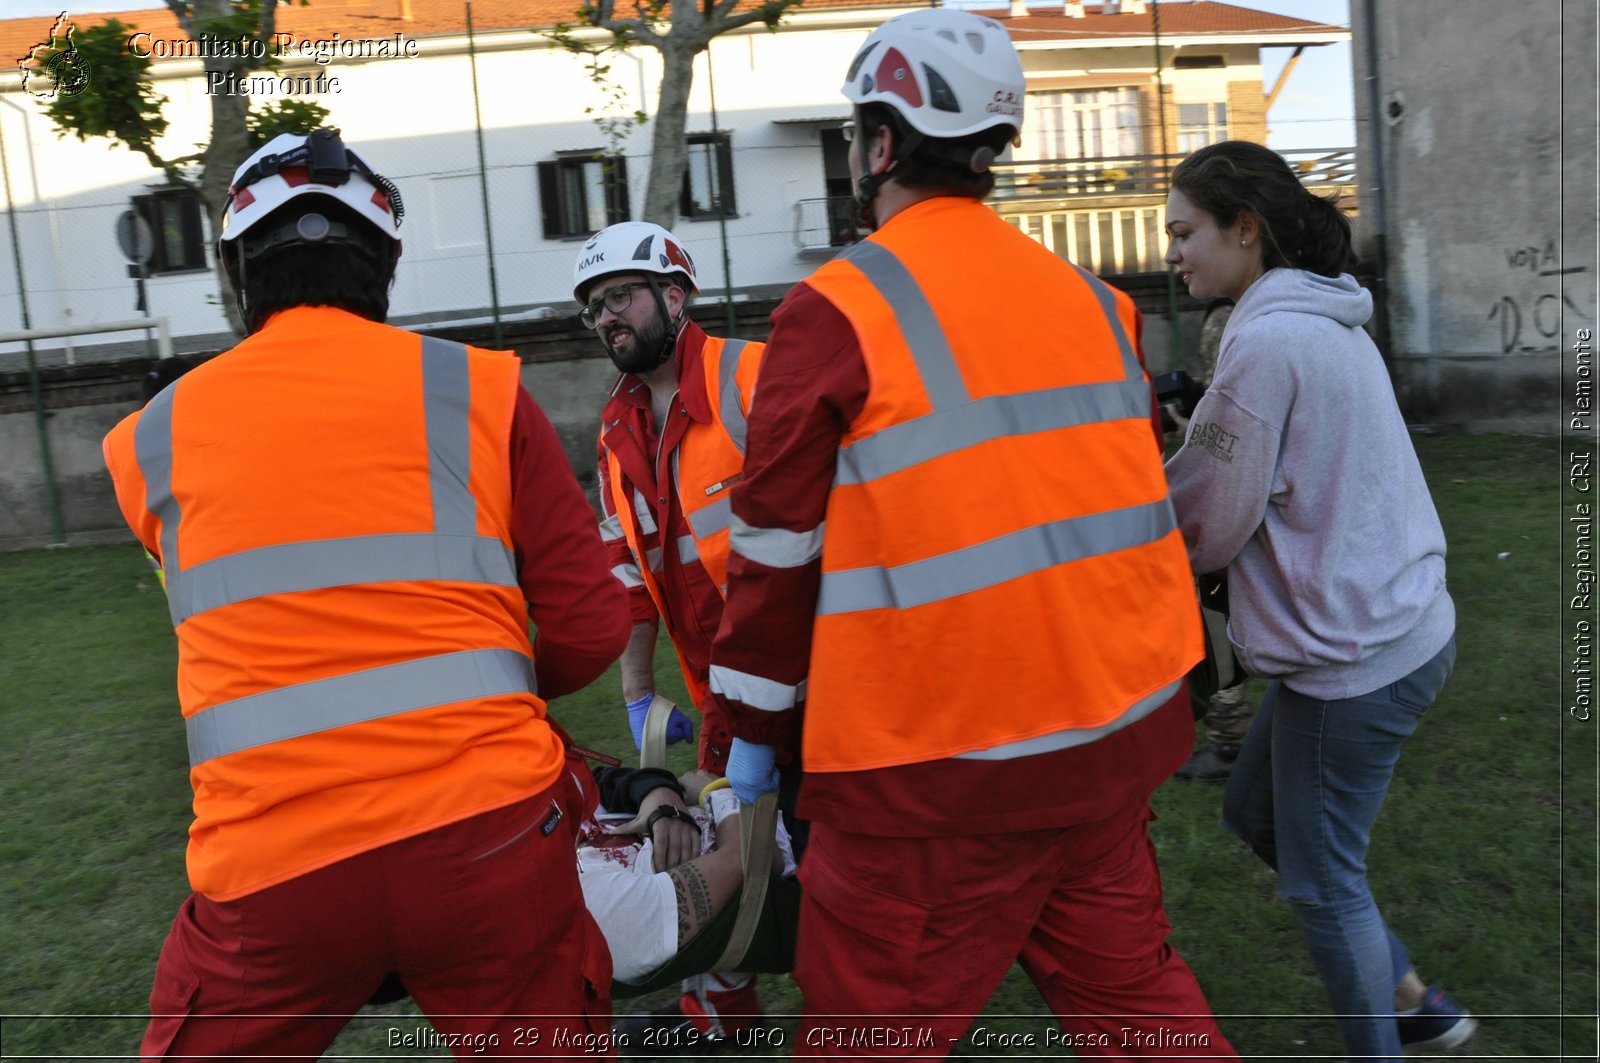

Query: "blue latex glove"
left=726, top=738, right=779, bottom=804
left=626, top=692, right=695, bottom=751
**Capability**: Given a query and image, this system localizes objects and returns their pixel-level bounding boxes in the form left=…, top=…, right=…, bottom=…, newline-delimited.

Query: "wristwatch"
left=642, top=804, right=691, bottom=835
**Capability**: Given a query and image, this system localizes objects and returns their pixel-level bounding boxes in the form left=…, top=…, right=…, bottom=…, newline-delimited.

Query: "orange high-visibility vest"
left=102, top=307, right=565, bottom=901
left=602, top=335, right=762, bottom=708
left=794, top=197, right=1201, bottom=774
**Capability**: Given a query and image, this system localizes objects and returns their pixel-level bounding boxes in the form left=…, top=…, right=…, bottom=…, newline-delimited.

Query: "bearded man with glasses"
left=574, top=222, right=770, bottom=1045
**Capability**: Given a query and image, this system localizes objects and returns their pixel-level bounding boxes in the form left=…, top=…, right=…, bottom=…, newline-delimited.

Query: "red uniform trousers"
left=141, top=783, right=613, bottom=1061
left=790, top=802, right=1237, bottom=1061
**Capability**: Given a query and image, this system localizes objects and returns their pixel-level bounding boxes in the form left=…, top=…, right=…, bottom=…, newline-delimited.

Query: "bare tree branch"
left=710, top=4, right=789, bottom=33
left=134, top=143, right=195, bottom=189
left=549, top=0, right=804, bottom=230
left=592, top=15, right=666, bottom=49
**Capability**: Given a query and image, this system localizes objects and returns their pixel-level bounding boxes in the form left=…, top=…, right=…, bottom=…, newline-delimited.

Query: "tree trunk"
left=182, top=0, right=270, bottom=338
left=200, top=84, right=251, bottom=337
left=642, top=40, right=700, bottom=227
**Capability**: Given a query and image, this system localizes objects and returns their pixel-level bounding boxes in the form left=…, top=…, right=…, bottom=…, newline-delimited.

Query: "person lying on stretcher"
left=582, top=767, right=797, bottom=983
left=370, top=766, right=796, bottom=1006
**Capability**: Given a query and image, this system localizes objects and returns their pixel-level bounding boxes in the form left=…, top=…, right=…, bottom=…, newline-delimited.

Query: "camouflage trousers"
left=1202, top=683, right=1255, bottom=749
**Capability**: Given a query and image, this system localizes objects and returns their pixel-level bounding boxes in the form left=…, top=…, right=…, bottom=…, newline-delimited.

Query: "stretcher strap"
left=641, top=693, right=677, bottom=770
left=713, top=790, right=778, bottom=972
left=641, top=693, right=781, bottom=973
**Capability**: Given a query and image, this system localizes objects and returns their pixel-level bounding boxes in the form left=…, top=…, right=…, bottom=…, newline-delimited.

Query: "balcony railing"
left=995, top=147, right=1358, bottom=276
left=991, top=147, right=1357, bottom=203
left=792, top=149, right=1358, bottom=276
left=793, top=196, right=864, bottom=254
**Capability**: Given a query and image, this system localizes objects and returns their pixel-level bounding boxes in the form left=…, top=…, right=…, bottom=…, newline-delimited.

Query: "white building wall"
left=0, top=7, right=1305, bottom=362
left=1350, top=0, right=1597, bottom=431
left=0, top=12, right=886, bottom=359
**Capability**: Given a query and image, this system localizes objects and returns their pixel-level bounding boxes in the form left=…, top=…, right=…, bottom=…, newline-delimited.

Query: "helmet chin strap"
left=852, top=170, right=889, bottom=233
left=230, top=246, right=250, bottom=332
left=850, top=114, right=923, bottom=233
left=643, top=275, right=687, bottom=368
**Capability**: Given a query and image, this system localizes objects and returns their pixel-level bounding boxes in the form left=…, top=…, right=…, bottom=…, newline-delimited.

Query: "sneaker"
left=1398, top=985, right=1478, bottom=1054
left=1174, top=744, right=1239, bottom=782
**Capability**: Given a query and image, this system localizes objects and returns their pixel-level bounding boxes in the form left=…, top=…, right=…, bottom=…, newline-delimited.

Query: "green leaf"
left=41, top=19, right=169, bottom=151
left=246, top=99, right=332, bottom=149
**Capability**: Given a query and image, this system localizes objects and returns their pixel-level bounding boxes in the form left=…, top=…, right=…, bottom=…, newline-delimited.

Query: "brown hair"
left=229, top=199, right=396, bottom=334
left=1170, top=140, right=1357, bottom=278
left=859, top=103, right=1013, bottom=200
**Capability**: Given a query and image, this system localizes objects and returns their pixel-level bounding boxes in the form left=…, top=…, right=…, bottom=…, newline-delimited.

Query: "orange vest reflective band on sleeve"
left=103, top=312, right=565, bottom=900
left=604, top=335, right=762, bottom=707
left=797, top=198, right=1202, bottom=774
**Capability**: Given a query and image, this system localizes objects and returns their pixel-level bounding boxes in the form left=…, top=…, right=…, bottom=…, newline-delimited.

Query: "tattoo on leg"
left=667, top=862, right=716, bottom=946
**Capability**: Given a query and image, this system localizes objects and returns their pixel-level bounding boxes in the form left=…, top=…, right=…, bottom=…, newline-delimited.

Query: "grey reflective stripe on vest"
left=1070, top=263, right=1143, bottom=383
left=838, top=241, right=970, bottom=410
left=673, top=448, right=734, bottom=545
left=953, top=679, right=1180, bottom=761
left=676, top=533, right=700, bottom=563
left=146, top=337, right=517, bottom=626
left=135, top=383, right=182, bottom=588
left=128, top=337, right=535, bottom=765
left=818, top=497, right=1177, bottom=616
left=717, top=338, right=751, bottom=454
left=422, top=335, right=478, bottom=535
left=687, top=495, right=733, bottom=542
left=835, top=379, right=1151, bottom=487
left=819, top=243, right=1170, bottom=617
left=833, top=251, right=1149, bottom=488
left=634, top=489, right=658, bottom=534
left=168, top=534, right=517, bottom=625
left=186, top=648, right=534, bottom=766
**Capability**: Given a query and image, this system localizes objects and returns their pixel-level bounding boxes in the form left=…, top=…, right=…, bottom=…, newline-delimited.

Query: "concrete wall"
left=1350, top=0, right=1598, bottom=433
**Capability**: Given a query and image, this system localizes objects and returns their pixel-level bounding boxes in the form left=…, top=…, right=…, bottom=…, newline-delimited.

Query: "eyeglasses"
left=579, top=281, right=650, bottom=328
left=840, top=120, right=855, bottom=144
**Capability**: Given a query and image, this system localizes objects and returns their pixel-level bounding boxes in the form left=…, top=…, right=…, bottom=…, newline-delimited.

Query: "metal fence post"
left=1, top=109, right=65, bottom=544
left=467, top=2, right=505, bottom=347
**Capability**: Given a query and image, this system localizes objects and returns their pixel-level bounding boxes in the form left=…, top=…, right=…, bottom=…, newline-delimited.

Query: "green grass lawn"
left=1, top=433, right=1592, bottom=1060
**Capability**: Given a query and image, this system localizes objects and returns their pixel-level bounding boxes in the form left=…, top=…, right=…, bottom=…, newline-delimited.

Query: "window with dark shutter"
left=132, top=187, right=207, bottom=274
left=680, top=132, right=735, bottom=220
left=537, top=152, right=630, bottom=239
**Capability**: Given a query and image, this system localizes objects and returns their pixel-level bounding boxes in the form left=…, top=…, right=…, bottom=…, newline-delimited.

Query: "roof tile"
left=3, top=0, right=1344, bottom=88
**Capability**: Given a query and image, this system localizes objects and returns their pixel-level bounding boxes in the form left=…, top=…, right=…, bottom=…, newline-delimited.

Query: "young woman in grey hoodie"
left=1162, top=140, right=1472, bottom=1062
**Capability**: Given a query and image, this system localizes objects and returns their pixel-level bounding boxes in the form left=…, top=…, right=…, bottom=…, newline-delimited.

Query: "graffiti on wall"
left=1488, top=238, right=1592, bottom=354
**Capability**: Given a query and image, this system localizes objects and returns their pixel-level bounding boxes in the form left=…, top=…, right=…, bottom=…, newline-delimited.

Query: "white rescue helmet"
left=840, top=9, right=1025, bottom=141
left=573, top=221, right=699, bottom=304
left=219, top=129, right=403, bottom=249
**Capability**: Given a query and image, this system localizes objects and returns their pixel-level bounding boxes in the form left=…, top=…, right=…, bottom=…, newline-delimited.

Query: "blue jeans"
left=1221, top=638, right=1455, bottom=1062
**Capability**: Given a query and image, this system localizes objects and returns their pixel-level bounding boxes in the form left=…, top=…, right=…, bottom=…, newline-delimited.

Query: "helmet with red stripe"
left=573, top=221, right=699, bottom=305
left=220, top=129, right=403, bottom=259
left=841, top=9, right=1025, bottom=141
